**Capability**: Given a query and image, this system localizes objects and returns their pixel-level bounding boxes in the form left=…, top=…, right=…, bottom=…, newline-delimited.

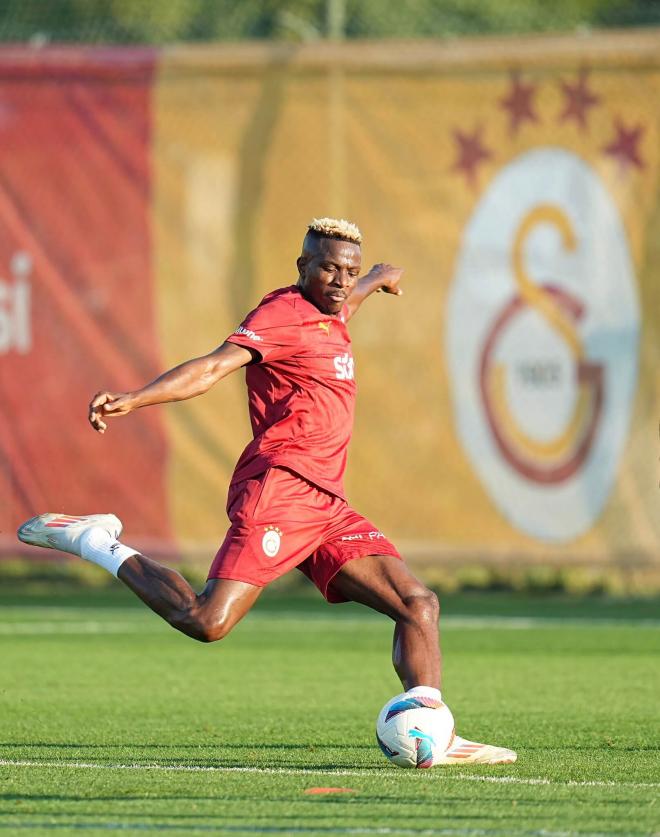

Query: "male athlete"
left=18, top=218, right=515, bottom=766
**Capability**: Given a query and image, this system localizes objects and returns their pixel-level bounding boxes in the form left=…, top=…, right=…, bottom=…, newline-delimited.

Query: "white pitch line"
left=0, top=759, right=658, bottom=790
left=1, top=614, right=659, bottom=635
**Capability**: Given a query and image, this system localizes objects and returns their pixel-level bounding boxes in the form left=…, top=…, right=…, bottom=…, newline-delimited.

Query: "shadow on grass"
left=0, top=823, right=528, bottom=835
left=0, top=791, right=635, bottom=808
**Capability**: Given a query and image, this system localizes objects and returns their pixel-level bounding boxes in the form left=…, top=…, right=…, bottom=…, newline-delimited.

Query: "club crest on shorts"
left=262, top=526, right=282, bottom=557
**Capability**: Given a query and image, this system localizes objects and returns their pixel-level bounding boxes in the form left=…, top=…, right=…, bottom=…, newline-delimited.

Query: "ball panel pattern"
left=376, top=693, right=455, bottom=769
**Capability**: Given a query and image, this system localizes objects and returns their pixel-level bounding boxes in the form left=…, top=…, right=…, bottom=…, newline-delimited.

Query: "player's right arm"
left=88, top=341, right=256, bottom=434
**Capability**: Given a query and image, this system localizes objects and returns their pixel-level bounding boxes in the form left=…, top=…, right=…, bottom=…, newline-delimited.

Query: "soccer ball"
left=376, top=691, right=454, bottom=768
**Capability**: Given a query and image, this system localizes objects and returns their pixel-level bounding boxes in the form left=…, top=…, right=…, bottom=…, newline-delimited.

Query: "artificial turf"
left=0, top=587, right=658, bottom=836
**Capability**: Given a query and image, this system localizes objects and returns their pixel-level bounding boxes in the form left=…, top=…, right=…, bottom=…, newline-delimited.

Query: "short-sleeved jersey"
left=225, top=285, right=356, bottom=499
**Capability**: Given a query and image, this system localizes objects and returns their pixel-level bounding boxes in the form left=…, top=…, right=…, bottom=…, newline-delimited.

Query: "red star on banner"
left=558, top=68, right=600, bottom=131
left=603, top=118, right=645, bottom=172
left=451, top=125, right=493, bottom=189
left=499, top=71, right=538, bottom=136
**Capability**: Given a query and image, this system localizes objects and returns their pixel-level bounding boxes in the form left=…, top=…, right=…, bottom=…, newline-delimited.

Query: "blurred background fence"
left=2, top=0, right=660, bottom=43
left=1, top=1, right=659, bottom=592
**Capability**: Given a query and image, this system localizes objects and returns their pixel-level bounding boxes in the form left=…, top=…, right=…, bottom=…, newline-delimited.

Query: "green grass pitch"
left=0, top=587, right=658, bottom=836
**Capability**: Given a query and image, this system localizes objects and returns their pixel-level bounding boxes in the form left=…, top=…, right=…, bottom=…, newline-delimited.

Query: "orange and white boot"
left=436, top=733, right=517, bottom=765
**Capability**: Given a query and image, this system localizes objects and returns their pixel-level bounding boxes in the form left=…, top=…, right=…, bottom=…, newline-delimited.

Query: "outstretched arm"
left=345, top=263, right=403, bottom=321
left=88, top=341, right=255, bottom=434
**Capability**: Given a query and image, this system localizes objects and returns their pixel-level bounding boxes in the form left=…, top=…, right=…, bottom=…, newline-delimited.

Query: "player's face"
left=297, top=238, right=361, bottom=315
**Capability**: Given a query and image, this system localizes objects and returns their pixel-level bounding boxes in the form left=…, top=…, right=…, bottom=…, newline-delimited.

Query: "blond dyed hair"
left=307, top=217, right=362, bottom=245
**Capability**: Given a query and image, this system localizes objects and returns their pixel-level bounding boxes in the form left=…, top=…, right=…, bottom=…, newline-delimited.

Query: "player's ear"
left=296, top=255, right=307, bottom=278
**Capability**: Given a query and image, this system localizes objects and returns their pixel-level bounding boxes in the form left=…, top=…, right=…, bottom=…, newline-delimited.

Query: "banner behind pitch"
left=153, top=33, right=660, bottom=568
left=0, top=49, right=173, bottom=555
left=2, top=34, right=660, bottom=573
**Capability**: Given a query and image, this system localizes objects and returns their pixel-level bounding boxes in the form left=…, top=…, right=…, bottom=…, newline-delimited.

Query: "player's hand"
left=88, top=391, right=136, bottom=434
left=368, top=263, right=404, bottom=296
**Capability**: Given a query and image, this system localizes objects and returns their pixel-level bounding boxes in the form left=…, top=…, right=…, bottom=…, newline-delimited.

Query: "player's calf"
left=391, top=587, right=441, bottom=689
left=18, top=513, right=259, bottom=644
left=115, top=555, right=238, bottom=643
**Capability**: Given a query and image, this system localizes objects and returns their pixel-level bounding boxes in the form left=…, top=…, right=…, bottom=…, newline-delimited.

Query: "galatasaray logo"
left=447, top=127, right=640, bottom=541
left=479, top=199, right=604, bottom=486
left=262, top=526, right=282, bottom=558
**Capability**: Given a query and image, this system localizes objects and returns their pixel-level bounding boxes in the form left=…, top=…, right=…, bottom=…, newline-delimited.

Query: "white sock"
left=407, top=685, right=442, bottom=703
left=79, top=527, right=139, bottom=578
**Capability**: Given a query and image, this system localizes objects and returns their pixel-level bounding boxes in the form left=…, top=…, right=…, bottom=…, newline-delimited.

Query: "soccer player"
left=18, top=218, right=515, bottom=765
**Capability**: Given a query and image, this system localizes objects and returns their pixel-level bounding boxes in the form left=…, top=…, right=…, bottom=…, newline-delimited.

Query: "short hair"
left=307, top=217, right=362, bottom=245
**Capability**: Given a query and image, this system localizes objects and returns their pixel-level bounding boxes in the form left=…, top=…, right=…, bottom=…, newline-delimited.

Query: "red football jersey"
left=225, top=285, right=356, bottom=499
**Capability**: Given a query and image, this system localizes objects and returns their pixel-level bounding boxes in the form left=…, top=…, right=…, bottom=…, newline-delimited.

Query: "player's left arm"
left=344, top=263, right=403, bottom=321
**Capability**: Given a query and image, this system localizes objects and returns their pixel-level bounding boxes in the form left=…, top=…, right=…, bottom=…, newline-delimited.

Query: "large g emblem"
left=446, top=148, right=640, bottom=542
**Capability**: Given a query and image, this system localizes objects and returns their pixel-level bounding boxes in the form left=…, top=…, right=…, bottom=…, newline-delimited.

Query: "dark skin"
left=88, top=235, right=440, bottom=690
left=295, top=232, right=403, bottom=317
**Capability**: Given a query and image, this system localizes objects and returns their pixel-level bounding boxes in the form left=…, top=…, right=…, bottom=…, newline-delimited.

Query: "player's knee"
left=196, top=621, right=229, bottom=643
left=171, top=608, right=232, bottom=643
left=195, top=611, right=235, bottom=643
left=402, top=588, right=439, bottom=629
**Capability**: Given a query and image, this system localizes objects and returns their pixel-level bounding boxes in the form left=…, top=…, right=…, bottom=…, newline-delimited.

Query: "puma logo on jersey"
left=334, top=354, right=354, bottom=380
left=234, top=325, right=263, bottom=342
left=318, top=321, right=331, bottom=335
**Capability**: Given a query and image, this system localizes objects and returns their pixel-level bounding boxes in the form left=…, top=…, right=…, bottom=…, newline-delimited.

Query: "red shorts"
left=207, top=466, right=401, bottom=603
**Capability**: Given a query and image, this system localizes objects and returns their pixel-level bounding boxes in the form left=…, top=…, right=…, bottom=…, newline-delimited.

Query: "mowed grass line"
left=0, top=593, right=658, bottom=836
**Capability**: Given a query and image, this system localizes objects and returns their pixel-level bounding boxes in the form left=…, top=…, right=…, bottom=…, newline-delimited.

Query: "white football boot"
left=17, top=513, right=123, bottom=557
left=436, top=734, right=517, bottom=765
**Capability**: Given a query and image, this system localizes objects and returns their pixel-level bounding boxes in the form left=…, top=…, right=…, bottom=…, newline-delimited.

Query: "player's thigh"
left=196, top=577, right=263, bottom=633
left=331, top=554, right=435, bottom=621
